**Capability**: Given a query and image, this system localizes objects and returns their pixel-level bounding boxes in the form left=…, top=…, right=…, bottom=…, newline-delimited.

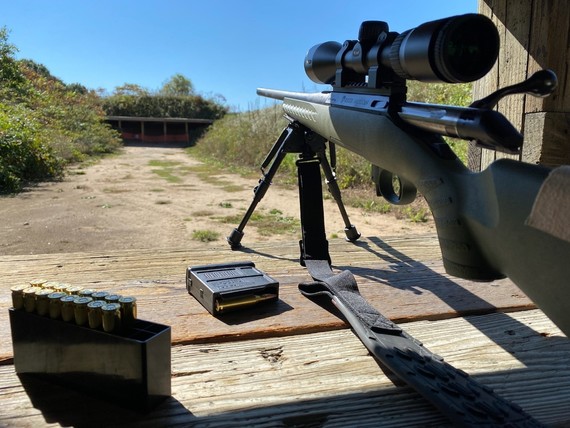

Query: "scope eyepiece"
left=304, top=14, right=500, bottom=87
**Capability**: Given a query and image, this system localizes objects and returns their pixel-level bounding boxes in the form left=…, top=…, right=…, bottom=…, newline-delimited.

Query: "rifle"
left=249, top=13, right=570, bottom=340
left=226, top=14, right=568, bottom=425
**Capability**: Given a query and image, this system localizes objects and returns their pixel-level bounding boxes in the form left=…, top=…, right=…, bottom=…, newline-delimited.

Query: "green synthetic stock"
left=258, top=87, right=570, bottom=337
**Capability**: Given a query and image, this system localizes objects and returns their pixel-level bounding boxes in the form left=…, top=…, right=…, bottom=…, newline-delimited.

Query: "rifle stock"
left=259, top=87, right=570, bottom=336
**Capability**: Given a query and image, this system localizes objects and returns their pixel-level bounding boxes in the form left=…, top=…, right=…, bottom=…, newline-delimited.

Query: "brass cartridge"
left=73, top=296, right=93, bottom=326
left=48, top=292, right=67, bottom=319
left=92, top=291, right=109, bottom=301
left=44, top=281, right=62, bottom=292
left=66, top=285, right=84, bottom=295
left=102, top=303, right=122, bottom=333
left=214, top=293, right=277, bottom=314
left=104, top=294, right=122, bottom=304
left=10, top=285, right=29, bottom=310
left=23, top=287, right=42, bottom=313
left=87, top=300, right=106, bottom=329
left=78, top=289, right=96, bottom=298
left=56, top=283, right=72, bottom=294
left=35, top=289, right=54, bottom=316
left=118, top=296, right=137, bottom=327
left=60, top=295, right=76, bottom=322
left=29, top=279, right=47, bottom=288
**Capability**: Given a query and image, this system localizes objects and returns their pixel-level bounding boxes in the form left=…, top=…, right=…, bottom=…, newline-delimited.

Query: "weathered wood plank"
left=475, top=0, right=570, bottom=168
left=525, top=0, right=570, bottom=113
left=0, top=310, right=568, bottom=427
left=523, top=112, right=570, bottom=166
left=0, top=235, right=534, bottom=363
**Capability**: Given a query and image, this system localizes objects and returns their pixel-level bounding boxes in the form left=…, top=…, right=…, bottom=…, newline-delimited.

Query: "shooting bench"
left=1, top=234, right=569, bottom=426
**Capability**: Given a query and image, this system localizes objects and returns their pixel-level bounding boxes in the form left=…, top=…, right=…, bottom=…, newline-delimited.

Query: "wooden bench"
left=1, top=234, right=569, bottom=426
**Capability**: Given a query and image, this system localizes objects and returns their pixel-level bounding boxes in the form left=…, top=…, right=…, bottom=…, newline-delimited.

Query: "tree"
left=113, top=83, right=150, bottom=97
left=0, top=27, right=24, bottom=90
left=159, top=73, right=194, bottom=96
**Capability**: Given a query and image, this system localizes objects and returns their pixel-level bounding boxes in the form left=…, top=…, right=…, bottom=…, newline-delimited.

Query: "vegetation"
left=218, top=209, right=300, bottom=236
left=102, top=93, right=226, bottom=120
left=407, top=81, right=473, bottom=161
left=0, top=29, right=227, bottom=194
left=191, top=106, right=296, bottom=182
left=0, top=27, right=121, bottom=193
left=192, top=229, right=221, bottom=242
left=102, top=74, right=227, bottom=120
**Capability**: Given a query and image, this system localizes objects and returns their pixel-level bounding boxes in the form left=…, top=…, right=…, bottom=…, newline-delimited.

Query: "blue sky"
left=3, top=0, right=476, bottom=111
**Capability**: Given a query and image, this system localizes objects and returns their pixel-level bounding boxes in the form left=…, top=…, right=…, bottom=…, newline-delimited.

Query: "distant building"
left=106, top=116, right=213, bottom=145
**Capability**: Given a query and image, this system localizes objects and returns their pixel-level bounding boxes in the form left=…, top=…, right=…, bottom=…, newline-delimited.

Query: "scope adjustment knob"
left=358, top=21, right=389, bottom=45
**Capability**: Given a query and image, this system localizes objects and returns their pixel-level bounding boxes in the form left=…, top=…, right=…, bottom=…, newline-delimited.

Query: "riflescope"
left=305, top=14, right=500, bottom=87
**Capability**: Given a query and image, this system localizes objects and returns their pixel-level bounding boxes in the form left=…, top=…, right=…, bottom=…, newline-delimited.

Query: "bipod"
left=227, top=121, right=360, bottom=265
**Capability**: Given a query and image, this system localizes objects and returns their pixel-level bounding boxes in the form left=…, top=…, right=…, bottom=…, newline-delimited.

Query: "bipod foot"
left=227, top=228, right=244, bottom=250
left=344, top=225, right=361, bottom=242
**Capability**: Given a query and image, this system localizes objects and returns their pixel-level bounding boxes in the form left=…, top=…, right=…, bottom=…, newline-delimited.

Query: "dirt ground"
left=0, top=145, right=435, bottom=256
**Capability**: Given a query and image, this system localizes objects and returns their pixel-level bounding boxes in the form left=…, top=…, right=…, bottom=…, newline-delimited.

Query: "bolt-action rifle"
left=226, top=13, right=570, bottom=424
left=252, top=14, right=570, bottom=338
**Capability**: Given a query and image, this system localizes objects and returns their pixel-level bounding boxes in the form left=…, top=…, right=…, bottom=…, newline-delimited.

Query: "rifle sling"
left=301, top=259, right=543, bottom=427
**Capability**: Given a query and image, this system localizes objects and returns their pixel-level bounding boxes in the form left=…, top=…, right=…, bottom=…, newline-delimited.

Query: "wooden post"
left=469, top=0, right=570, bottom=171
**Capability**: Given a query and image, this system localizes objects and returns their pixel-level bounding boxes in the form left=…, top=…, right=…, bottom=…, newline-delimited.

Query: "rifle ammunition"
left=10, top=285, right=29, bottom=310
left=44, top=281, right=62, bottom=292
left=48, top=292, right=67, bottom=319
left=102, top=303, right=121, bottom=332
left=78, top=289, right=96, bottom=298
left=60, top=295, right=76, bottom=322
left=73, top=297, right=93, bottom=326
left=35, top=289, right=54, bottom=316
left=87, top=300, right=106, bottom=329
left=104, top=294, right=122, bottom=304
left=23, top=287, right=42, bottom=313
left=92, top=291, right=109, bottom=301
left=58, top=284, right=73, bottom=294
left=215, top=293, right=277, bottom=314
left=118, top=296, right=137, bottom=327
left=67, top=286, right=84, bottom=295
left=29, top=279, right=47, bottom=288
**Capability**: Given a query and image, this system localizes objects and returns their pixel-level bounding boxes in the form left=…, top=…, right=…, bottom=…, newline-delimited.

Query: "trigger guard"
left=377, top=169, right=417, bottom=205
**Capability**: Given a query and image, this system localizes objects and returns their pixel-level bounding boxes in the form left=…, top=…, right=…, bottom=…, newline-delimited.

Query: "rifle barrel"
left=257, top=88, right=331, bottom=104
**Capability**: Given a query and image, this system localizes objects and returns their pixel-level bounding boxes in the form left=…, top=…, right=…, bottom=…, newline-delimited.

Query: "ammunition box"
left=9, top=308, right=171, bottom=411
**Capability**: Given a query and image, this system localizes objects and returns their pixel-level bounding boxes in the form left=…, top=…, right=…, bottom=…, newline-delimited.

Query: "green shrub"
left=192, top=106, right=296, bottom=180
left=102, top=94, right=227, bottom=120
left=0, top=28, right=122, bottom=193
left=0, top=102, right=62, bottom=192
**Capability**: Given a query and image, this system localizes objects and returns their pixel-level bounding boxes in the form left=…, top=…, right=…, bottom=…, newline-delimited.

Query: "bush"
left=0, top=28, right=122, bottom=193
left=0, top=102, right=62, bottom=192
left=102, top=94, right=227, bottom=120
left=192, top=106, right=296, bottom=179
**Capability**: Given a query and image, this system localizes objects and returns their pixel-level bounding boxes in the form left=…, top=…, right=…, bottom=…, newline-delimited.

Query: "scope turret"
left=304, top=14, right=500, bottom=88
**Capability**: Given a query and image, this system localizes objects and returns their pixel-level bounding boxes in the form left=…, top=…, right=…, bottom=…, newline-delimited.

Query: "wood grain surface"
left=1, top=309, right=568, bottom=427
left=0, top=235, right=534, bottom=363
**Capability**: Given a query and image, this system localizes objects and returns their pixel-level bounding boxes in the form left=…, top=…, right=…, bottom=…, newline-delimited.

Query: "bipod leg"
left=227, top=125, right=301, bottom=249
left=316, top=150, right=361, bottom=242
left=297, top=158, right=331, bottom=265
